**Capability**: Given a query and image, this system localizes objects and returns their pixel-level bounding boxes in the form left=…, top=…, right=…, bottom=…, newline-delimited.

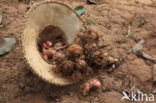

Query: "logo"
left=122, top=89, right=154, bottom=102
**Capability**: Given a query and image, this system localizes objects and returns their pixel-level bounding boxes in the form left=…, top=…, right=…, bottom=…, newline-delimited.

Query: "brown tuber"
left=75, top=59, right=92, bottom=74
left=53, top=52, right=66, bottom=63
left=81, top=78, right=101, bottom=95
left=71, top=71, right=82, bottom=81
left=107, top=56, right=119, bottom=64
left=58, top=60, right=75, bottom=76
left=46, top=40, right=53, bottom=47
left=90, top=50, right=119, bottom=67
left=76, top=59, right=87, bottom=68
left=68, top=44, right=83, bottom=55
left=42, top=40, right=53, bottom=49
left=42, top=48, right=56, bottom=58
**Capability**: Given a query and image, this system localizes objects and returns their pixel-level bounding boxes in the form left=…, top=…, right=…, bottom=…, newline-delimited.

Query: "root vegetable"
left=77, top=59, right=87, bottom=68
left=42, top=42, right=48, bottom=48
left=107, top=57, right=119, bottom=64
left=92, top=50, right=103, bottom=56
left=42, top=41, right=53, bottom=49
left=53, top=52, right=66, bottom=63
left=81, top=79, right=101, bottom=95
left=75, top=59, right=92, bottom=74
left=85, top=42, right=97, bottom=49
left=68, top=44, right=83, bottom=54
left=90, top=50, right=119, bottom=67
left=58, top=60, right=75, bottom=75
left=39, top=27, right=120, bottom=86
left=104, top=53, right=108, bottom=56
left=46, top=40, right=53, bottom=47
left=82, top=83, right=90, bottom=95
left=42, top=48, right=56, bottom=57
left=91, top=79, right=101, bottom=87
left=71, top=72, right=82, bottom=81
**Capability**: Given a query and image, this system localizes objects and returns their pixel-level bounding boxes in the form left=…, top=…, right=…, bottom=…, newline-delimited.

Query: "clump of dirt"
left=38, top=27, right=119, bottom=81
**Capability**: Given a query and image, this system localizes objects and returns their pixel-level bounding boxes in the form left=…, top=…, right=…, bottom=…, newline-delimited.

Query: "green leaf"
left=74, top=6, right=85, bottom=15
left=0, top=37, right=16, bottom=56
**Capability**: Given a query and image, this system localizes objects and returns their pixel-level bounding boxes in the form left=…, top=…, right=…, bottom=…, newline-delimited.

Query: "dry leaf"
left=131, top=40, right=144, bottom=53
left=137, top=52, right=156, bottom=63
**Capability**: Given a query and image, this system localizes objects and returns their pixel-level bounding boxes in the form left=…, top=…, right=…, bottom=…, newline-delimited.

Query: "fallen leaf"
left=87, top=0, right=97, bottom=4
left=0, top=37, right=16, bottom=56
left=74, top=6, right=85, bottom=15
left=131, top=40, right=144, bottom=53
left=137, top=52, right=156, bottom=63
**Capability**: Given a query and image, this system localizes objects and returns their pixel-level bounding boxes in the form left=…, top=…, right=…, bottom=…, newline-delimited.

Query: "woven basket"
left=22, top=1, right=84, bottom=86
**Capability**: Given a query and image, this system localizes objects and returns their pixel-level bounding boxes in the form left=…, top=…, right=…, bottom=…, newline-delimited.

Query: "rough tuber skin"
left=42, top=40, right=53, bottom=49
left=46, top=40, right=53, bottom=47
left=53, top=52, right=66, bottom=63
left=76, top=59, right=87, bottom=69
left=42, top=43, right=47, bottom=48
left=107, top=56, right=119, bottom=64
left=75, top=59, right=92, bottom=74
left=81, top=78, right=101, bottom=95
left=89, top=50, right=119, bottom=67
left=58, top=60, right=75, bottom=76
left=42, top=48, right=56, bottom=58
left=71, top=71, right=82, bottom=81
left=68, top=44, right=83, bottom=55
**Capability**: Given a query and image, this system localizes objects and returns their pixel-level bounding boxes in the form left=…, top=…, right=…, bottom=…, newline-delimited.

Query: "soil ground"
left=0, top=0, right=156, bottom=103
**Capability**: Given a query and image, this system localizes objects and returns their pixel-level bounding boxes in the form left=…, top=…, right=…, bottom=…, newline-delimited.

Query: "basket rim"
left=22, top=0, right=86, bottom=86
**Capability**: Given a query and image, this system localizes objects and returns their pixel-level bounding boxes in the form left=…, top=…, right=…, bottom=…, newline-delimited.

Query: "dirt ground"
left=0, top=0, right=156, bottom=103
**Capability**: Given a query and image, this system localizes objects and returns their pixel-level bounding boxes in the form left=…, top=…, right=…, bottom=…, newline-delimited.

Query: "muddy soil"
left=0, top=0, right=156, bottom=103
